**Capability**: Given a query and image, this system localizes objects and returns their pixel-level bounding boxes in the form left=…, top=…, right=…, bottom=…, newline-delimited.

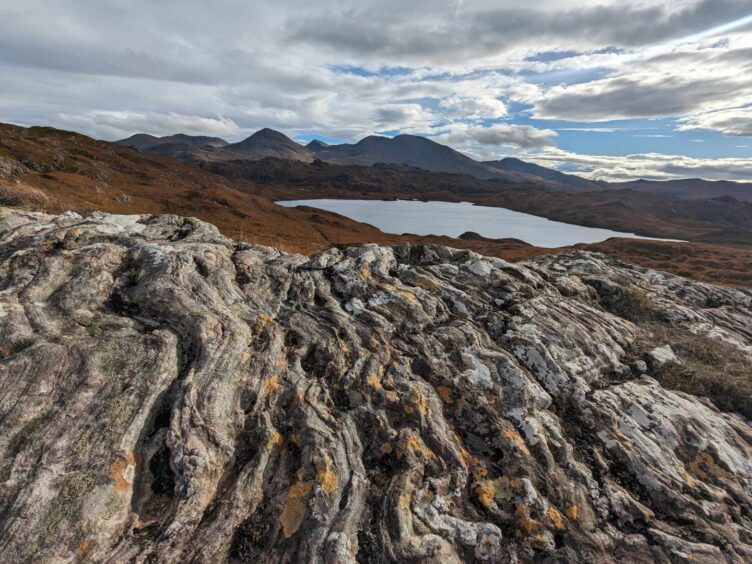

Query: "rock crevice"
left=0, top=209, right=750, bottom=563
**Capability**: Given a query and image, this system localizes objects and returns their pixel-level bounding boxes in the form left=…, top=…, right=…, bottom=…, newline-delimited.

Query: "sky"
left=1, top=0, right=752, bottom=182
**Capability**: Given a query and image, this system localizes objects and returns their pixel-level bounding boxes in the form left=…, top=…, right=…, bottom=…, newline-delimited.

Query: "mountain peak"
left=306, top=139, right=330, bottom=151
left=224, top=128, right=313, bottom=162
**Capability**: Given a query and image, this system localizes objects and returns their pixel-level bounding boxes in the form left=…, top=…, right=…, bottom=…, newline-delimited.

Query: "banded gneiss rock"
left=0, top=209, right=750, bottom=562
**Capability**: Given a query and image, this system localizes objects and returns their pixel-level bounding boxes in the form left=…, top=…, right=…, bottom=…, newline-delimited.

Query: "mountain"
left=0, top=123, right=399, bottom=252
left=306, top=139, right=330, bottom=151
left=117, top=128, right=314, bottom=163
left=4, top=122, right=752, bottom=285
left=116, top=132, right=228, bottom=151
left=614, top=178, right=752, bottom=202
left=3, top=207, right=752, bottom=561
left=309, top=133, right=535, bottom=182
left=210, top=156, right=752, bottom=244
left=223, top=128, right=314, bottom=162
left=485, top=157, right=604, bottom=192
left=114, top=128, right=752, bottom=201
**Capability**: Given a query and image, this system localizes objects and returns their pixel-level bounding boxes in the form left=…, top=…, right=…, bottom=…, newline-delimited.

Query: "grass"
left=592, top=281, right=660, bottom=323
left=635, top=324, right=752, bottom=419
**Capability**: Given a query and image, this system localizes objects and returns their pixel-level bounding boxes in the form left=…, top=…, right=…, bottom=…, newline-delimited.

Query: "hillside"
left=614, top=178, right=752, bottom=202
left=204, top=157, right=752, bottom=244
left=484, top=157, right=603, bottom=192
left=309, top=133, right=532, bottom=182
left=222, top=128, right=315, bottom=162
left=118, top=128, right=315, bottom=164
left=116, top=133, right=228, bottom=151
left=118, top=128, right=752, bottom=201
left=1, top=208, right=751, bottom=561
left=0, top=123, right=391, bottom=251
left=3, top=123, right=752, bottom=287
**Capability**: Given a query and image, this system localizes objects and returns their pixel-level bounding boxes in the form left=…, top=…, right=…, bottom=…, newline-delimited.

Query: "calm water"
left=277, top=199, right=677, bottom=248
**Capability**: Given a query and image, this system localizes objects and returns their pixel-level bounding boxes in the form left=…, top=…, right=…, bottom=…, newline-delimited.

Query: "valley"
left=2, top=122, right=752, bottom=288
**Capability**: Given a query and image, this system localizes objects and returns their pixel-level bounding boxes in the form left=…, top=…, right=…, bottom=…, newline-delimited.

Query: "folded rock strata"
left=0, top=209, right=750, bottom=563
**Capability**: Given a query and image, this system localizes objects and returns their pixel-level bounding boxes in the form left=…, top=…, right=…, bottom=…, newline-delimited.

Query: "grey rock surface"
left=646, top=345, right=679, bottom=370
left=0, top=209, right=751, bottom=563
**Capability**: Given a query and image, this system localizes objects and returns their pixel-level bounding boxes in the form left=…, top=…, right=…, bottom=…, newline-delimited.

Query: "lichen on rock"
left=0, top=209, right=750, bottom=562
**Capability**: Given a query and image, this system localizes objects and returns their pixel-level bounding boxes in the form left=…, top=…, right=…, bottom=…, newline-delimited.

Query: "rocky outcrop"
left=0, top=209, right=750, bottom=563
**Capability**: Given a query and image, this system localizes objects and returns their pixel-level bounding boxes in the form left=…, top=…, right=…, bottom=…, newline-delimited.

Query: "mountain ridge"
left=117, top=128, right=752, bottom=199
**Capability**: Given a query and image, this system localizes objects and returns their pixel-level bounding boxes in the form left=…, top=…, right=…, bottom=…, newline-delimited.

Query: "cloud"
left=373, top=104, right=437, bottom=131
left=0, top=0, right=749, bottom=180
left=527, top=148, right=752, bottom=182
left=56, top=111, right=243, bottom=139
left=431, top=123, right=557, bottom=158
left=678, top=106, right=752, bottom=136
left=531, top=31, right=752, bottom=122
left=438, top=94, right=507, bottom=119
left=286, top=0, right=752, bottom=66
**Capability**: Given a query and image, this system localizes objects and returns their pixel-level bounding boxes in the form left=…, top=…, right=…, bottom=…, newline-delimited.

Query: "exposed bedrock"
left=0, top=208, right=750, bottom=562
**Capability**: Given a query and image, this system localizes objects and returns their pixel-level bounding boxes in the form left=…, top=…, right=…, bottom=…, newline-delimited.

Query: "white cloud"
left=0, top=0, right=750, bottom=180
left=431, top=123, right=557, bottom=157
left=531, top=31, right=752, bottom=125
left=56, top=111, right=243, bottom=139
left=527, top=148, right=752, bottom=182
left=678, top=106, right=752, bottom=136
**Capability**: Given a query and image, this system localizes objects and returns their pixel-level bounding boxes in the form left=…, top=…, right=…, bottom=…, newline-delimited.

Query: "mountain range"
left=116, top=128, right=752, bottom=201
left=7, top=121, right=752, bottom=286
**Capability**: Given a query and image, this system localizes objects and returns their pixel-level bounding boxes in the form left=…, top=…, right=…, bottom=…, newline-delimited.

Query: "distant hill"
left=612, top=178, right=752, bottom=202
left=4, top=122, right=752, bottom=287
left=222, top=128, right=314, bottom=162
left=117, top=128, right=314, bottom=163
left=484, top=157, right=604, bottom=192
left=308, top=134, right=536, bottom=183
left=116, top=129, right=752, bottom=201
left=116, top=133, right=228, bottom=151
left=306, top=139, right=330, bottom=151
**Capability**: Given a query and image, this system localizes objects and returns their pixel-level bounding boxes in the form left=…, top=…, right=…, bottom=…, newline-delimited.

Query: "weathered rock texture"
left=0, top=209, right=751, bottom=563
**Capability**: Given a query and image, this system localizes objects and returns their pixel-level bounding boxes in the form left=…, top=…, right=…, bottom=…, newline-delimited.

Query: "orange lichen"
left=566, top=505, right=580, bottom=521
left=436, top=386, right=453, bottom=404
left=413, top=274, right=438, bottom=290
left=366, top=374, right=383, bottom=391
left=77, top=538, right=91, bottom=558
left=315, top=456, right=339, bottom=494
left=258, top=313, right=275, bottom=325
left=279, top=481, right=313, bottom=538
left=410, top=390, right=430, bottom=417
left=380, top=442, right=393, bottom=454
left=263, top=375, right=280, bottom=396
left=357, top=267, right=371, bottom=280
left=385, top=390, right=400, bottom=403
left=396, top=435, right=434, bottom=461
left=515, top=503, right=541, bottom=534
left=547, top=507, right=566, bottom=530
left=503, top=429, right=531, bottom=456
left=267, top=431, right=283, bottom=449
left=397, top=290, right=420, bottom=306
left=109, top=452, right=137, bottom=493
left=474, top=479, right=501, bottom=508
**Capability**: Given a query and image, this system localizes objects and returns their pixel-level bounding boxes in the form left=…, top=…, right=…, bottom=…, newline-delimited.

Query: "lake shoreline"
left=277, top=198, right=684, bottom=248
